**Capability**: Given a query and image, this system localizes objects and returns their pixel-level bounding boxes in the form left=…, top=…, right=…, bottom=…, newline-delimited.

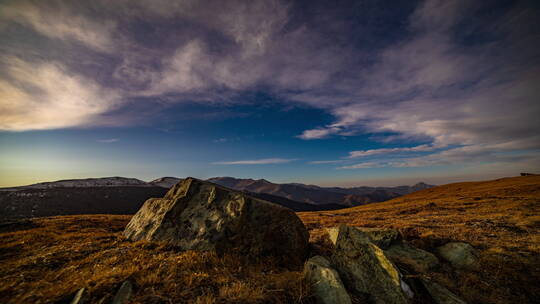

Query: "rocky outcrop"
left=124, top=178, right=309, bottom=263
left=304, top=256, right=352, bottom=304
left=385, top=243, right=440, bottom=273
left=326, top=225, right=413, bottom=304
left=436, top=242, right=478, bottom=270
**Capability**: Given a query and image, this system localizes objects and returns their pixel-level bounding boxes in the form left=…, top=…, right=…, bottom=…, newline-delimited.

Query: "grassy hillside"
left=0, top=175, right=539, bottom=303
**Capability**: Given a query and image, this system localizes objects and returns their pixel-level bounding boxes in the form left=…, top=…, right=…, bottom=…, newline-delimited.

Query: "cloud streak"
left=213, top=158, right=296, bottom=165
left=348, top=145, right=438, bottom=158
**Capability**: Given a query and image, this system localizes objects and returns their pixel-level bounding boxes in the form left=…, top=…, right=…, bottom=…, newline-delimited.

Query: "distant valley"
left=0, top=176, right=433, bottom=222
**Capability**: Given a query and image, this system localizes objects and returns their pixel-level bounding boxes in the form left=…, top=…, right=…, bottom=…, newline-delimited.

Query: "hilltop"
left=0, top=175, right=538, bottom=303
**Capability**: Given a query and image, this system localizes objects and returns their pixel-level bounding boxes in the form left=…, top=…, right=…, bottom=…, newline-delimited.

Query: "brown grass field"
left=0, top=175, right=539, bottom=303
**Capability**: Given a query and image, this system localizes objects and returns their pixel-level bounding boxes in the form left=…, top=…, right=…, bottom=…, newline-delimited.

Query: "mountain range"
left=0, top=176, right=433, bottom=222
left=208, top=177, right=432, bottom=206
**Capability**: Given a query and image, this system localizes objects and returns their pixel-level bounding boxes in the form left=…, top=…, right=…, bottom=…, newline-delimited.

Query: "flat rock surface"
left=327, top=225, right=412, bottom=304
left=385, top=243, right=440, bottom=273
left=304, top=255, right=352, bottom=304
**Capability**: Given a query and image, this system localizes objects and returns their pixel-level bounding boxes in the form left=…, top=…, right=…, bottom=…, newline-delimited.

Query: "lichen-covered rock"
left=124, top=178, right=309, bottom=263
left=354, top=227, right=400, bottom=249
left=436, top=242, right=478, bottom=270
left=421, top=279, right=467, bottom=304
left=385, top=243, right=440, bottom=273
left=327, top=225, right=412, bottom=304
left=304, top=256, right=352, bottom=304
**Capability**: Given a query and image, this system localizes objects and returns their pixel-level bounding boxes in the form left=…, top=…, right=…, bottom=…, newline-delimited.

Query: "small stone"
left=111, top=280, right=133, bottom=304
left=436, top=242, right=478, bottom=270
left=304, top=256, right=352, bottom=304
left=421, top=279, right=467, bottom=304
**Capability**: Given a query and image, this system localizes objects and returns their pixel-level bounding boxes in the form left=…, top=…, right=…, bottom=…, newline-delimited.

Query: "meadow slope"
left=0, top=175, right=538, bottom=303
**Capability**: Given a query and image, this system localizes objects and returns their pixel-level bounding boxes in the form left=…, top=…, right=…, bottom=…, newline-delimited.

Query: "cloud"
left=1, top=1, right=116, bottom=53
left=96, top=138, right=119, bottom=143
left=0, top=58, right=119, bottom=131
left=309, top=160, right=345, bottom=164
left=338, top=162, right=386, bottom=169
left=213, top=158, right=296, bottom=165
left=348, top=144, right=436, bottom=158
left=296, top=0, right=540, bottom=169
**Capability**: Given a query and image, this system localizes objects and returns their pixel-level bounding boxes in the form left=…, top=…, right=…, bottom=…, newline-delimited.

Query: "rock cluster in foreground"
left=305, top=224, right=472, bottom=304
left=124, top=177, right=309, bottom=263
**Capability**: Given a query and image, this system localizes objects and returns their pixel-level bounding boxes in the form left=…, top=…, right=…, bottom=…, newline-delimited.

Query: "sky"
left=0, top=0, right=539, bottom=187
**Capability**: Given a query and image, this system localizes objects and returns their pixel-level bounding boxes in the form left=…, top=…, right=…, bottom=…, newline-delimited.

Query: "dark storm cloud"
left=0, top=0, right=538, bottom=169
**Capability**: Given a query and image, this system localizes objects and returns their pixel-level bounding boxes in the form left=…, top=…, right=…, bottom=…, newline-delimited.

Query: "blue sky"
left=0, top=0, right=539, bottom=187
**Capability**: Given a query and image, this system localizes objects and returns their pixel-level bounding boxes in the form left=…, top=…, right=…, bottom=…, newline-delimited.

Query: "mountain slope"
left=0, top=186, right=168, bottom=222
left=0, top=177, right=150, bottom=190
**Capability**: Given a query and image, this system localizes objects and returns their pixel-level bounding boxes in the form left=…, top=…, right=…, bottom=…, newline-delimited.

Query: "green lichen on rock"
left=124, top=177, right=309, bottom=264
left=436, top=242, right=478, bottom=270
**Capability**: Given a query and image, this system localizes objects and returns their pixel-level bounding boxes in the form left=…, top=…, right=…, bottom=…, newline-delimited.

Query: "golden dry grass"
left=0, top=216, right=311, bottom=304
left=0, top=175, right=539, bottom=303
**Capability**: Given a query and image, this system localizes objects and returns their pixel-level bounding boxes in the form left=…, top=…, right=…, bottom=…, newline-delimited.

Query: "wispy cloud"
left=348, top=144, right=437, bottom=158
left=96, top=138, right=119, bottom=143
left=2, top=2, right=116, bottom=53
left=309, top=160, right=345, bottom=164
left=338, top=162, right=386, bottom=169
left=0, top=58, right=119, bottom=131
left=297, top=126, right=342, bottom=140
left=213, top=158, right=296, bottom=165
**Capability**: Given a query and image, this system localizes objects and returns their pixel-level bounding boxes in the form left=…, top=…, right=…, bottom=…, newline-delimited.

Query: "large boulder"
left=326, top=225, right=413, bottom=304
left=304, top=256, right=352, bottom=304
left=436, top=242, right=478, bottom=270
left=124, top=178, right=309, bottom=263
left=385, top=243, right=440, bottom=273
